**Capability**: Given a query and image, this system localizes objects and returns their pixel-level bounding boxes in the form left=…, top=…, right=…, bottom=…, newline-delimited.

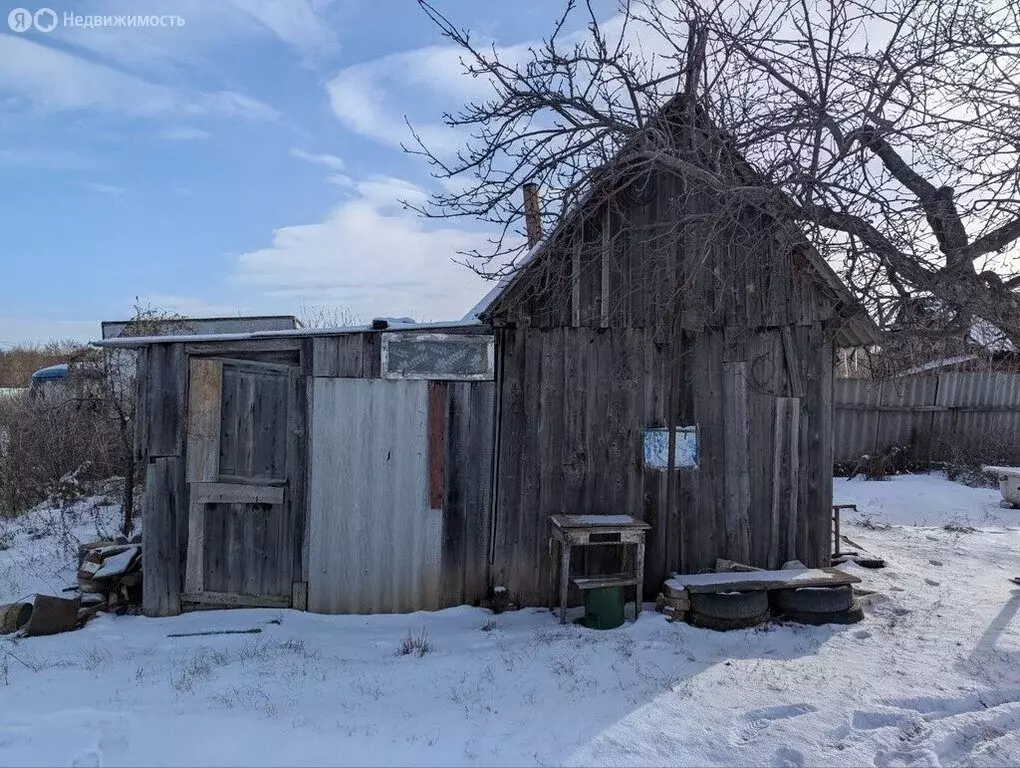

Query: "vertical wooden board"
left=288, top=370, right=308, bottom=586
left=786, top=399, right=801, bottom=563
left=147, top=343, right=187, bottom=458
left=463, top=381, right=495, bottom=604
left=142, top=456, right=185, bottom=616
left=600, top=204, right=611, bottom=328
left=517, top=329, right=545, bottom=605
left=428, top=382, right=448, bottom=510
left=537, top=328, right=565, bottom=603
left=335, top=335, right=366, bottom=377
left=797, top=324, right=826, bottom=564
left=768, top=397, right=788, bottom=568
left=722, top=360, right=751, bottom=564
left=362, top=334, right=382, bottom=378
left=812, top=333, right=835, bottom=566
left=690, top=332, right=723, bottom=574
left=492, top=329, right=525, bottom=592
left=133, top=348, right=149, bottom=463
left=312, top=337, right=340, bottom=377
left=186, top=358, right=223, bottom=482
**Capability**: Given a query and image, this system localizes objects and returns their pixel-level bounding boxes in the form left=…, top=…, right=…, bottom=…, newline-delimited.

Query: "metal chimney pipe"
left=522, top=182, right=542, bottom=248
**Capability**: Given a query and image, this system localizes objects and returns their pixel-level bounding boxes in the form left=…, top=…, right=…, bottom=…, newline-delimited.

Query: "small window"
left=642, top=426, right=698, bottom=469
left=381, top=333, right=494, bottom=381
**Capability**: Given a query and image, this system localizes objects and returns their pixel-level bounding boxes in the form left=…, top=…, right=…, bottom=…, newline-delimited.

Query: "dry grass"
left=396, top=628, right=432, bottom=658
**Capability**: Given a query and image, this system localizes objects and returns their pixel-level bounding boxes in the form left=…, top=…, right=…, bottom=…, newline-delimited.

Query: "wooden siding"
left=142, top=455, right=186, bottom=616
left=440, top=381, right=495, bottom=607
left=491, top=325, right=834, bottom=606
left=494, top=179, right=840, bottom=335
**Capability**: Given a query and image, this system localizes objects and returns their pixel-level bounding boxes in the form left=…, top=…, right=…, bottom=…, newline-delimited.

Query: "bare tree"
left=408, top=0, right=1020, bottom=340
left=298, top=303, right=364, bottom=329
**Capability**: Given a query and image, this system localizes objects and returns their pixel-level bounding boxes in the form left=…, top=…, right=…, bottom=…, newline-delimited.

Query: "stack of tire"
left=770, top=585, right=863, bottom=625
left=687, top=590, right=769, bottom=631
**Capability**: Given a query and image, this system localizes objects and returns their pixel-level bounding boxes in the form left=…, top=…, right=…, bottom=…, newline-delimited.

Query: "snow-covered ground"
left=1, top=474, right=1019, bottom=767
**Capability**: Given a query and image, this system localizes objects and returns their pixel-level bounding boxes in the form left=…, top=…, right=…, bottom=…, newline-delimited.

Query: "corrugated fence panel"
left=307, top=378, right=441, bottom=614
left=833, top=379, right=883, bottom=461
left=877, top=376, right=939, bottom=462
left=835, top=372, right=1020, bottom=462
left=933, top=372, right=1020, bottom=456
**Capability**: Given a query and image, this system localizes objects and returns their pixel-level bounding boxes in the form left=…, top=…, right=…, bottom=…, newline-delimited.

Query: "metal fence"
left=833, top=372, right=1020, bottom=463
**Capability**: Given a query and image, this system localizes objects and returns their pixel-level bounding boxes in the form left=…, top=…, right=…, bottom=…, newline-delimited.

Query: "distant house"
left=104, top=102, right=877, bottom=618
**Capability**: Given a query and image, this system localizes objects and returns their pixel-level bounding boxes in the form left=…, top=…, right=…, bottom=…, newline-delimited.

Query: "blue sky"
left=0, top=0, right=612, bottom=345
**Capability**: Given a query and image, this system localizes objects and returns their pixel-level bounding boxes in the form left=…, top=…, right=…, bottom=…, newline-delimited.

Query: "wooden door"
left=183, top=358, right=300, bottom=608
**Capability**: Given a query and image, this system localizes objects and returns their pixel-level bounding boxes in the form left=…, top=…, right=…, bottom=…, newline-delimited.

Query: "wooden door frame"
left=181, top=356, right=300, bottom=609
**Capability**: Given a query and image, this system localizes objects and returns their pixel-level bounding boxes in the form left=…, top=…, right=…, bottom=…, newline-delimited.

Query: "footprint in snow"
left=731, top=704, right=817, bottom=744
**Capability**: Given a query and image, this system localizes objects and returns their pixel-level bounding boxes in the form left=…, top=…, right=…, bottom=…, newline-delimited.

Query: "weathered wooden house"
left=106, top=107, right=877, bottom=618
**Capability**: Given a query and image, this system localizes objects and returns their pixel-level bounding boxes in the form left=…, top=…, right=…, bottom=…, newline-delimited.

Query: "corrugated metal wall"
left=834, top=372, right=1020, bottom=462
left=307, top=378, right=442, bottom=614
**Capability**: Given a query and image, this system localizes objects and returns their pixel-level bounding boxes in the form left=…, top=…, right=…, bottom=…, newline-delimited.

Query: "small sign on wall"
left=642, top=426, right=698, bottom=469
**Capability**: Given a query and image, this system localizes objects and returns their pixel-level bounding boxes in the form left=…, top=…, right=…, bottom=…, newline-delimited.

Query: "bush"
left=0, top=396, right=122, bottom=516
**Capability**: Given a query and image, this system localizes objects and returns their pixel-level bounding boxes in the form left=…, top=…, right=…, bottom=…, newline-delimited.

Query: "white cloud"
left=234, top=175, right=493, bottom=322
left=290, top=148, right=345, bottom=171
left=0, top=34, right=277, bottom=122
left=227, top=0, right=338, bottom=60
left=47, top=0, right=337, bottom=72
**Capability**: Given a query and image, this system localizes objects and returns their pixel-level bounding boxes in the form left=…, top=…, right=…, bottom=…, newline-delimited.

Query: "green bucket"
left=581, top=586, right=625, bottom=630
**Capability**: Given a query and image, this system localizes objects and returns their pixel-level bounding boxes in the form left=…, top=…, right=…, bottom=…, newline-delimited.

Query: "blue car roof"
left=31, top=363, right=70, bottom=381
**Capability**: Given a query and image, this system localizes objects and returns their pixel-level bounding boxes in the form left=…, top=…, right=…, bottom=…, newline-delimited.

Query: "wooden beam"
left=191, top=483, right=284, bottom=505
left=181, top=591, right=291, bottom=608
left=183, top=496, right=205, bottom=596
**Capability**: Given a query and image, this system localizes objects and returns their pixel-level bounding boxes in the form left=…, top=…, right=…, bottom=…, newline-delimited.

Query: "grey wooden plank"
left=142, top=456, right=185, bottom=616
left=191, top=483, right=284, bottom=505
left=147, top=343, right=187, bottom=458
left=182, top=591, right=291, bottom=608
left=186, top=358, right=222, bottom=483
left=722, top=361, right=751, bottom=564
left=133, top=347, right=149, bottom=462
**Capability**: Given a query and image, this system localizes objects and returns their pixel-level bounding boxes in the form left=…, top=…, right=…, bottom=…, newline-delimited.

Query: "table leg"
left=559, top=542, right=571, bottom=624
left=634, top=540, right=645, bottom=622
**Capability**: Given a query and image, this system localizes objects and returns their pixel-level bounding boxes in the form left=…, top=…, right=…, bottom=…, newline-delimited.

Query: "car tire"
left=783, top=599, right=865, bottom=626
left=773, top=585, right=854, bottom=614
left=690, top=590, right=769, bottom=620
left=688, top=609, right=769, bottom=632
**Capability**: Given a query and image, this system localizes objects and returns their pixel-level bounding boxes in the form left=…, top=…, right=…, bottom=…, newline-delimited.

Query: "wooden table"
left=549, top=515, right=651, bottom=624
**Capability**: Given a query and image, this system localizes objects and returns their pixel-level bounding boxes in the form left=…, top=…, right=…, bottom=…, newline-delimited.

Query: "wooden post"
left=559, top=540, right=571, bottom=624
